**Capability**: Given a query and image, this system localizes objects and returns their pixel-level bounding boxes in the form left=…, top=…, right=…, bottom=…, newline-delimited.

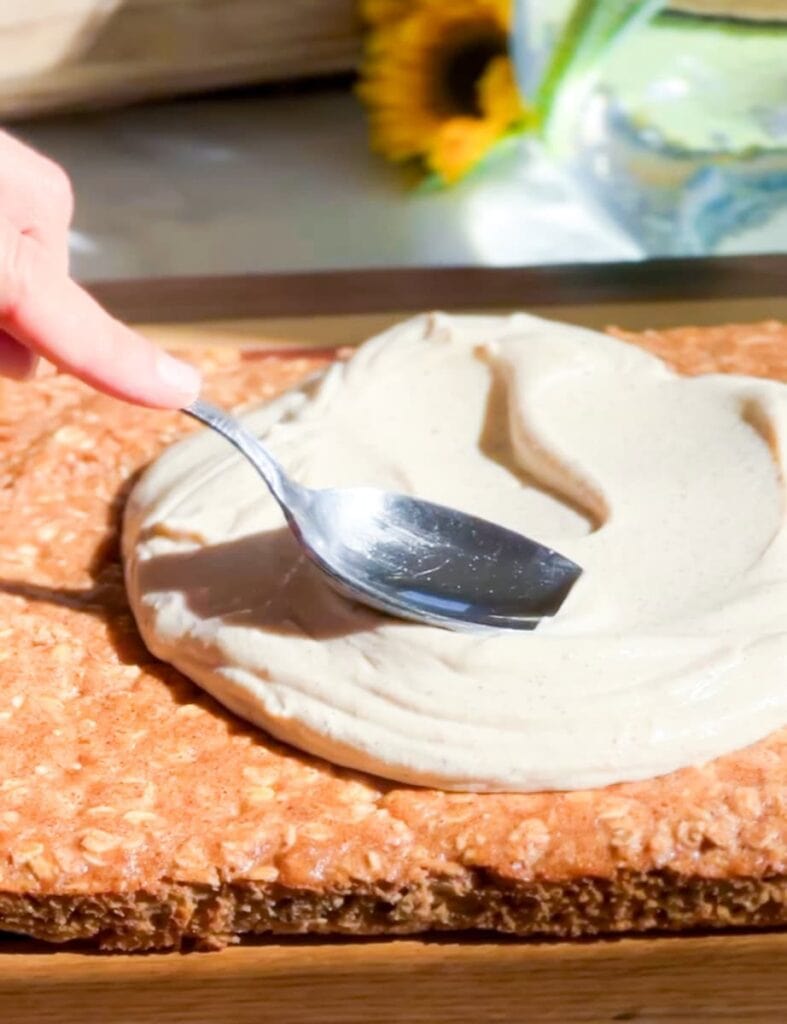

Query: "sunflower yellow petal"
left=359, top=0, right=418, bottom=26
left=477, top=55, right=525, bottom=129
left=427, top=117, right=499, bottom=184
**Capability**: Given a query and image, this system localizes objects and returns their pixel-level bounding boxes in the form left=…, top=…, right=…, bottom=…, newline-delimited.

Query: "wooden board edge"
left=3, top=929, right=787, bottom=1023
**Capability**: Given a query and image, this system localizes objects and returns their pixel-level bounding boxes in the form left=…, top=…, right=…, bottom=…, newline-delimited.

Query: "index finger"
left=0, top=220, right=201, bottom=408
left=0, top=131, right=74, bottom=269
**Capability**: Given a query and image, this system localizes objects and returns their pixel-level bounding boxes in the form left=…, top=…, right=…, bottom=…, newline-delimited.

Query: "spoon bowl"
left=184, top=398, right=582, bottom=631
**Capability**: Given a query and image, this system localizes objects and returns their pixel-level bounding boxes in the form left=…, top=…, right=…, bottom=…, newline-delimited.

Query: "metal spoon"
left=184, top=398, right=582, bottom=631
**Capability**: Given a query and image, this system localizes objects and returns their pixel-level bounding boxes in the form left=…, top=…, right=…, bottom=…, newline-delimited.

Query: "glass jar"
left=513, top=1, right=787, bottom=256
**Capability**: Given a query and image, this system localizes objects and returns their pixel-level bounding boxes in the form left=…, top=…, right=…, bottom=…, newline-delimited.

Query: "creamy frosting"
left=123, top=314, right=787, bottom=792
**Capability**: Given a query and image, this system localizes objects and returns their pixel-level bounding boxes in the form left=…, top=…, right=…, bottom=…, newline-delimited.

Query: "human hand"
left=0, top=131, right=201, bottom=408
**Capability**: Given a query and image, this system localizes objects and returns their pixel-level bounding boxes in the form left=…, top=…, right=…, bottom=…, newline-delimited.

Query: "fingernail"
left=156, top=351, right=202, bottom=403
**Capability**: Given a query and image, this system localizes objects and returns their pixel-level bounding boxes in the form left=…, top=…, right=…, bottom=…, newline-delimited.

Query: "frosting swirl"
left=124, top=314, right=787, bottom=791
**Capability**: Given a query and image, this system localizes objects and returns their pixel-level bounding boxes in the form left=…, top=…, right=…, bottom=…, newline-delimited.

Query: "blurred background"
left=5, top=0, right=786, bottom=282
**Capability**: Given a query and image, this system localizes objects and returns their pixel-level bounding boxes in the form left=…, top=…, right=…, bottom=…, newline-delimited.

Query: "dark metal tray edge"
left=84, top=255, right=787, bottom=324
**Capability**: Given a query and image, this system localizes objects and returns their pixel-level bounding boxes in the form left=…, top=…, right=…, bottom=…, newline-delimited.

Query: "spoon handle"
left=183, top=398, right=293, bottom=507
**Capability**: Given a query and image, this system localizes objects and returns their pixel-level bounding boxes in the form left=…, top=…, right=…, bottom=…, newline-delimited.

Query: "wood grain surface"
left=3, top=264, right=787, bottom=1023
left=3, top=930, right=787, bottom=1023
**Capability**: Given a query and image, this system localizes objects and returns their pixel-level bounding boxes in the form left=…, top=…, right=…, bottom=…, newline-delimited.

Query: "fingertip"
left=154, top=350, right=203, bottom=408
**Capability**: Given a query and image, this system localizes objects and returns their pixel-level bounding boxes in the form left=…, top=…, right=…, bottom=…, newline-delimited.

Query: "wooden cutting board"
left=3, top=930, right=787, bottom=1024
left=3, top=260, right=787, bottom=1024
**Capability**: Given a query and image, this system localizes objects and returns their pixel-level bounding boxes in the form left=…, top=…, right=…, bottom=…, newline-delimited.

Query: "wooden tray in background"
left=3, top=257, right=787, bottom=1024
left=0, top=0, right=359, bottom=120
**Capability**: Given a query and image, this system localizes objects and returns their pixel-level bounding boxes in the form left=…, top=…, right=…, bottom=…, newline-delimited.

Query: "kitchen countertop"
left=14, top=85, right=787, bottom=281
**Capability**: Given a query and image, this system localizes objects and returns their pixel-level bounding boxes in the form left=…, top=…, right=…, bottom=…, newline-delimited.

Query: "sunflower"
left=357, top=0, right=529, bottom=184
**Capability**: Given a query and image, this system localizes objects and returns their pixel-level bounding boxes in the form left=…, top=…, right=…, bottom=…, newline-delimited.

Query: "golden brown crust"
left=1, top=322, right=787, bottom=950
left=5, top=873, right=787, bottom=951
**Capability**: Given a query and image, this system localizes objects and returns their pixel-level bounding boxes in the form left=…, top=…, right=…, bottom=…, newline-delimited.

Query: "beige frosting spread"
left=123, top=314, right=787, bottom=792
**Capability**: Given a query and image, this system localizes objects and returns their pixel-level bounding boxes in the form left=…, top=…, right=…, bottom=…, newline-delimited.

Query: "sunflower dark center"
left=435, top=28, right=507, bottom=118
